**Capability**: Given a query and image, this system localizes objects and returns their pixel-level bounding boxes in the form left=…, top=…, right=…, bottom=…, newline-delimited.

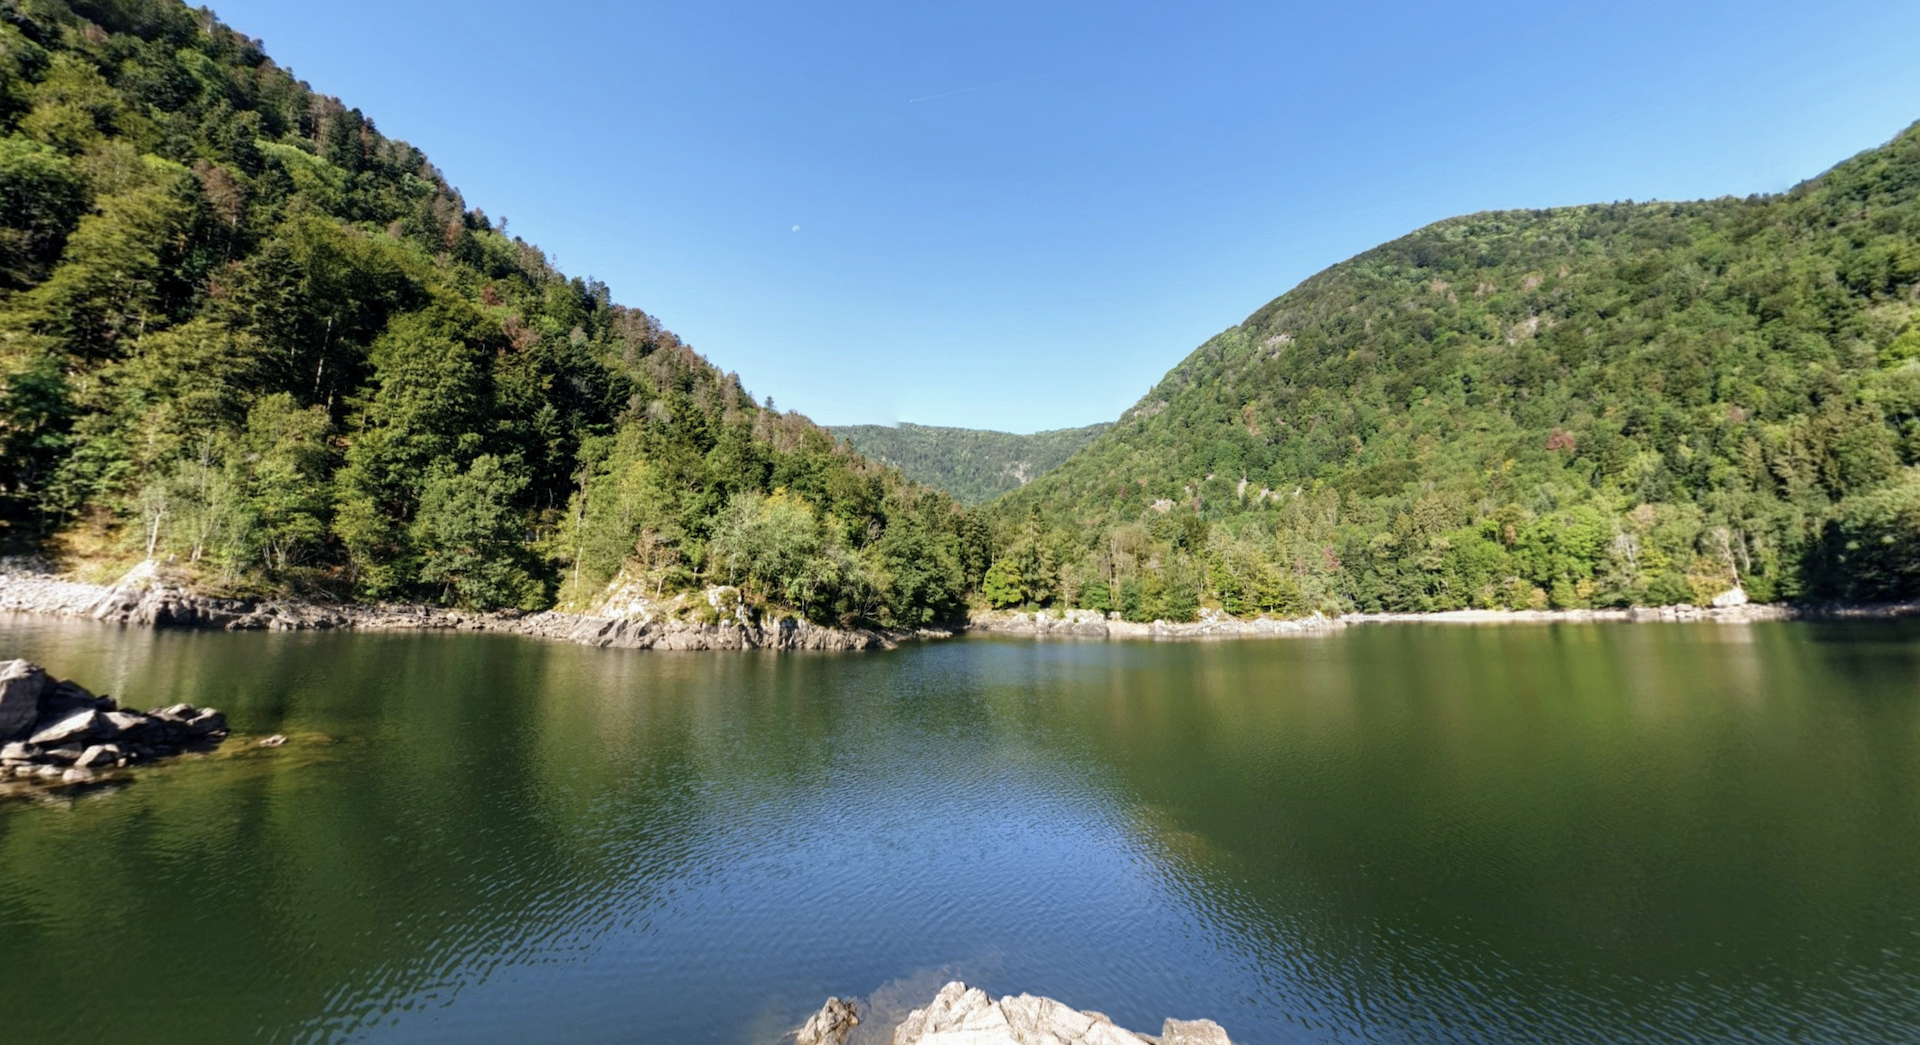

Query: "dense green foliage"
left=0, top=0, right=974, bottom=625
left=992, top=123, right=1920, bottom=617
left=829, top=421, right=1110, bottom=505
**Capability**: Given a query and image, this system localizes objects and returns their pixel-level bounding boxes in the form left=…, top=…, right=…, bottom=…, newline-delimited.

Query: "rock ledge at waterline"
left=0, top=659, right=228, bottom=790
left=967, top=593, right=1920, bottom=638
left=794, top=981, right=1233, bottom=1045
left=967, top=606, right=1346, bottom=639
left=10, top=561, right=1917, bottom=655
left=0, top=561, right=923, bottom=652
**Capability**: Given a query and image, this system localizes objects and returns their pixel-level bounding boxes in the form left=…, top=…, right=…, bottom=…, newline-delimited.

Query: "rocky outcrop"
left=498, top=611, right=909, bottom=651
left=794, top=982, right=1233, bottom=1045
left=0, top=659, right=228, bottom=789
left=0, top=561, right=927, bottom=653
left=969, top=607, right=1343, bottom=641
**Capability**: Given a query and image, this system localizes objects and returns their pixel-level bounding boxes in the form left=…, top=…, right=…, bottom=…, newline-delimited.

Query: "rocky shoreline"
left=3, top=562, right=1915, bottom=654
left=967, top=606, right=1347, bottom=639
left=0, top=561, right=925, bottom=652
left=968, top=595, right=1920, bottom=639
left=793, top=981, right=1232, bottom=1045
left=0, top=659, right=228, bottom=791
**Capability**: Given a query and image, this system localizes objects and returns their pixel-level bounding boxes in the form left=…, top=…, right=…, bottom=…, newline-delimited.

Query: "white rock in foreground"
left=887, top=981, right=1231, bottom=1045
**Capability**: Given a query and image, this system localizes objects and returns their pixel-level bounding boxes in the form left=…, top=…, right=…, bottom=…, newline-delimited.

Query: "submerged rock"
left=1160, top=1019, right=1232, bottom=1045
left=0, top=659, right=230, bottom=794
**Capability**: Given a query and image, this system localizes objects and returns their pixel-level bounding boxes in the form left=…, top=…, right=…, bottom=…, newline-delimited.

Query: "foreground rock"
left=0, top=659, right=227, bottom=788
left=795, top=996, right=860, bottom=1045
left=795, top=981, right=1232, bottom=1045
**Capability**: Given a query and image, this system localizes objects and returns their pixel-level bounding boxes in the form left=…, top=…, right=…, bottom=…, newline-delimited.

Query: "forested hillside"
left=6, top=0, right=1918, bottom=630
left=829, top=421, right=1109, bottom=504
left=0, top=0, right=979, bottom=626
left=989, top=123, right=1920, bottom=618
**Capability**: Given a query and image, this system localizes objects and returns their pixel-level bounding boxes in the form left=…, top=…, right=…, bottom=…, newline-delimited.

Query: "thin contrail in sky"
left=909, top=79, right=1018, bottom=104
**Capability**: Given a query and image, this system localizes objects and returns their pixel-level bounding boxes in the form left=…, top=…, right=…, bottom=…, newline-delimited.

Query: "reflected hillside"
left=1030, top=624, right=1920, bottom=1042
left=3, top=618, right=1919, bottom=1044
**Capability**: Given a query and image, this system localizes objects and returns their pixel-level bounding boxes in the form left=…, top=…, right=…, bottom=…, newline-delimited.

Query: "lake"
left=2, top=616, right=1918, bottom=1044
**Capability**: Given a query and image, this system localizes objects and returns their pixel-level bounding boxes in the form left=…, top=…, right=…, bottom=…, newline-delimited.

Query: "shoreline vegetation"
left=4, top=561, right=1914, bottom=654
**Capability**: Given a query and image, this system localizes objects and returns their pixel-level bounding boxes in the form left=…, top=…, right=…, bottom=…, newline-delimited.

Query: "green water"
left=1, top=616, right=1918, bottom=1044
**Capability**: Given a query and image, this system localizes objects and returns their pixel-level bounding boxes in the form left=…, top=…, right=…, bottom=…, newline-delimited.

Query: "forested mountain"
left=0, top=0, right=980, bottom=626
left=829, top=422, right=1109, bottom=505
left=988, top=123, right=1920, bottom=618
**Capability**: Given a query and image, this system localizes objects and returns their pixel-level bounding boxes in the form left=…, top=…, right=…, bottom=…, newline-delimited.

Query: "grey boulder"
left=0, top=660, right=51, bottom=740
left=39, top=679, right=101, bottom=717
left=29, top=709, right=101, bottom=746
left=100, top=711, right=150, bottom=739
left=76, top=744, right=123, bottom=769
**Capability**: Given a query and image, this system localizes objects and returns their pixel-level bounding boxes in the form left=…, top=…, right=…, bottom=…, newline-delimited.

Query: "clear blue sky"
left=210, top=0, right=1920, bottom=433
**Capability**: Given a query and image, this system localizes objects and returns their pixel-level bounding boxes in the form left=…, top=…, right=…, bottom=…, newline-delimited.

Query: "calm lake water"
left=2, top=616, right=1919, bottom=1044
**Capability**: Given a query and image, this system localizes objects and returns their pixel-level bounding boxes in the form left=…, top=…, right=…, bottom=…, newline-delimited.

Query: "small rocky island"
left=796, top=981, right=1232, bottom=1045
left=0, top=659, right=228, bottom=788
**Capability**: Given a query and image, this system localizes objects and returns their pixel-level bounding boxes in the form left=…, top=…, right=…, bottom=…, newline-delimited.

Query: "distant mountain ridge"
left=831, top=422, right=1110, bottom=505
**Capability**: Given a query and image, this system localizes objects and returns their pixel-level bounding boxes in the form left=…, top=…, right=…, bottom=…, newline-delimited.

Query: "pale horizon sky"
left=210, top=0, right=1920, bottom=433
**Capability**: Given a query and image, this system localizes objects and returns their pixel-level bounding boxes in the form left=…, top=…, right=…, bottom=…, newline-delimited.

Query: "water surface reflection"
left=0, top=616, right=1916, bottom=1044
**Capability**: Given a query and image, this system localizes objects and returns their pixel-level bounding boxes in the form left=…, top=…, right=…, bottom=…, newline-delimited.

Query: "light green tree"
left=981, top=557, right=1024, bottom=608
